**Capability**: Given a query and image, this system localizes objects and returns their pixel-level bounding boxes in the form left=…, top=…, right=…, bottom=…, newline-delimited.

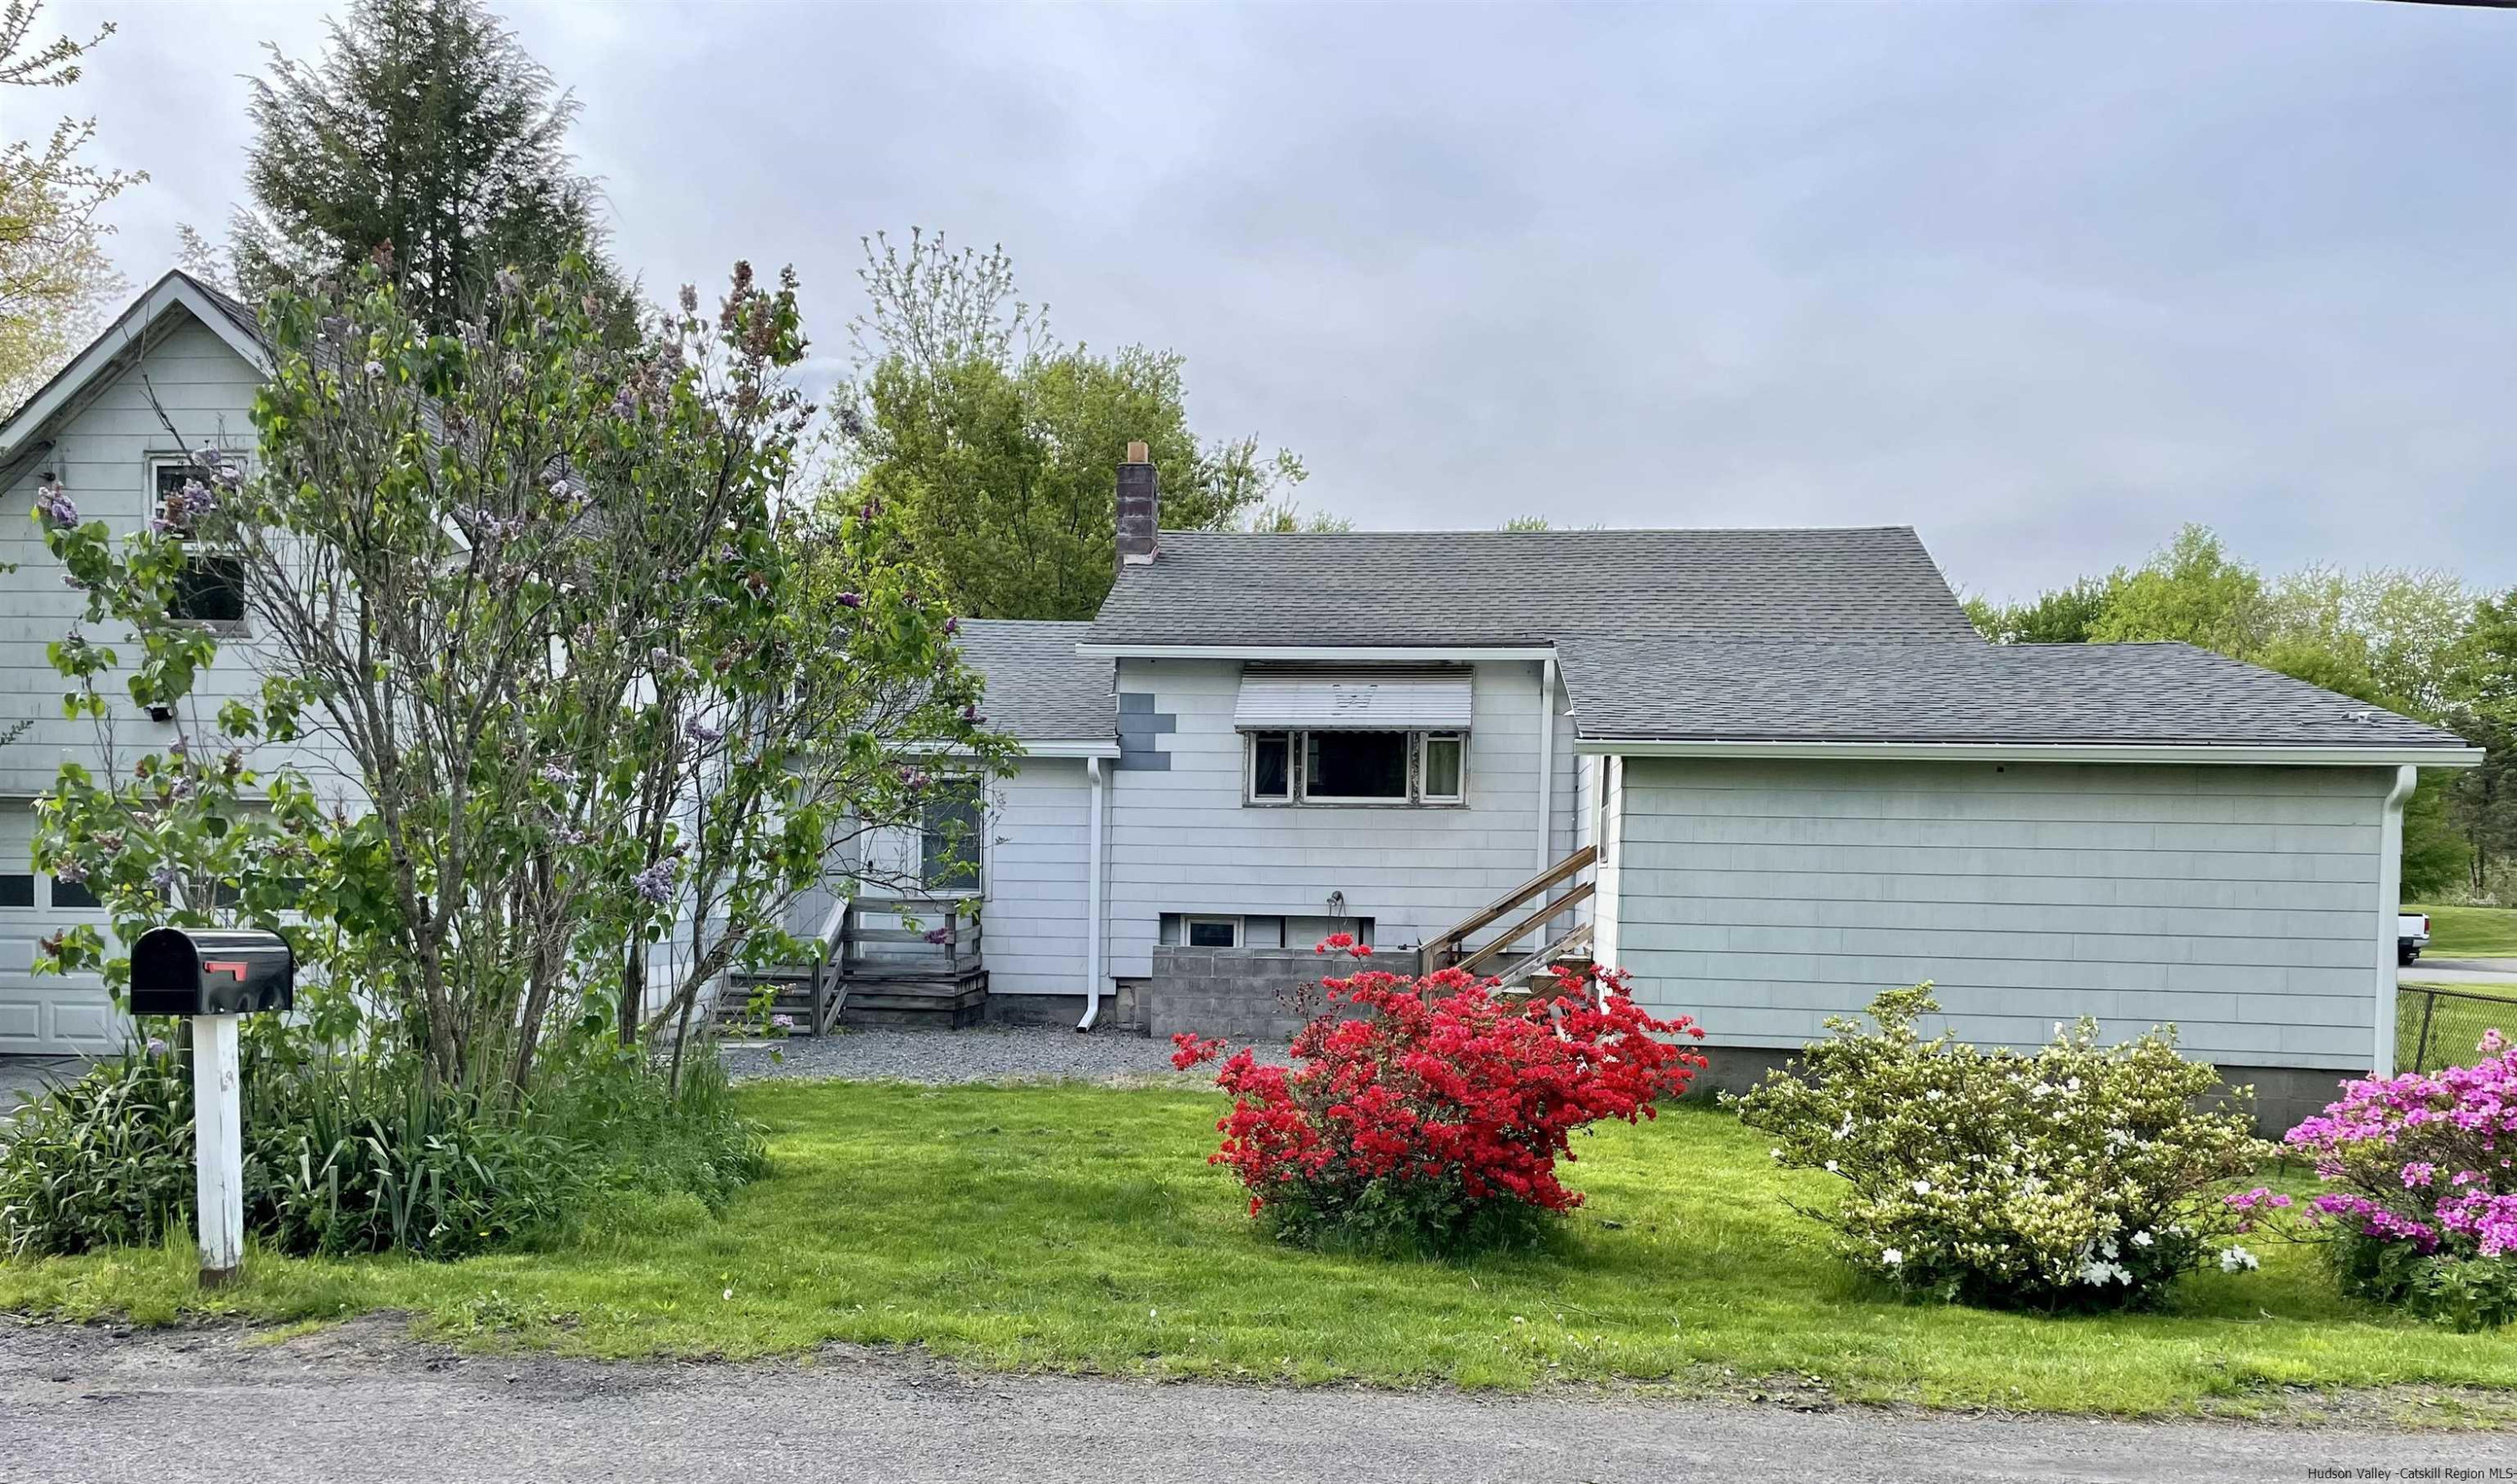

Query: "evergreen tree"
left=230, top=0, right=621, bottom=331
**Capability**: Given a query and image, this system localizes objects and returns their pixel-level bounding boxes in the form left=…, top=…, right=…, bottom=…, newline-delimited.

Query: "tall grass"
left=0, top=1032, right=764, bottom=1261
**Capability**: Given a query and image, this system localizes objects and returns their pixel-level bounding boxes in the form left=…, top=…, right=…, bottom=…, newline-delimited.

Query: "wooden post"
left=192, top=1013, right=243, bottom=1288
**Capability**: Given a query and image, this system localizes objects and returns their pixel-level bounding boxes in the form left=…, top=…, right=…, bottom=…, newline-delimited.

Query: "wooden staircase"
left=1425, top=844, right=1597, bottom=990
left=721, top=894, right=987, bottom=1034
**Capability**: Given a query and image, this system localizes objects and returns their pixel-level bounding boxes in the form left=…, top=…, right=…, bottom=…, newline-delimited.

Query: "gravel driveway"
left=2, top=1317, right=2506, bottom=1484
left=718, top=1024, right=1242, bottom=1086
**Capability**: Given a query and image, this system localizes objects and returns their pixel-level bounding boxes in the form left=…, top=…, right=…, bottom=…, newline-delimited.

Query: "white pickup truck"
left=2400, top=910, right=2431, bottom=966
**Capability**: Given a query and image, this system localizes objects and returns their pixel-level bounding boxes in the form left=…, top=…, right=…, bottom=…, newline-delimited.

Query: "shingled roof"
left=1554, top=638, right=2475, bottom=751
left=1081, top=527, right=1979, bottom=648
left=955, top=619, right=1114, bottom=744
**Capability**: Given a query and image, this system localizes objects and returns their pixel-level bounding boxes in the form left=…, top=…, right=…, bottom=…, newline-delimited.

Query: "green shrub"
left=2329, top=1237, right=2517, bottom=1333
left=0, top=1032, right=764, bottom=1262
left=0, top=1049, right=196, bottom=1256
left=1729, top=984, right=2274, bottom=1311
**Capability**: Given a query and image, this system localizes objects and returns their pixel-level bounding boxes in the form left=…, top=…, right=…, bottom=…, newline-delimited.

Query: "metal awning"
left=1232, top=670, right=1473, bottom=732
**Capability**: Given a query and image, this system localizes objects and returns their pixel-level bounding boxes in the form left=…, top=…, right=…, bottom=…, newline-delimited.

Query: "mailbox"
left=129, top=927, right=294, bottom=1016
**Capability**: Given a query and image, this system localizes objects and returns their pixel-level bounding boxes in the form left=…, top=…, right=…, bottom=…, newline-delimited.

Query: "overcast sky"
left=41, top=0, right=2517, bottom=601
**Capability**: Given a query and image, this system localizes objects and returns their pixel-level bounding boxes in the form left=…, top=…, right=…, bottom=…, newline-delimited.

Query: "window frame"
left=1245, top=729, right=1295, bottom=804
left=1241, top=728, right=1470, bottom=809
left=1300, top=729, right=1414, bottom=805
left=1418, top=732, right=1465, bottom=804
left=148, top=454, right=251, bottom=635
left=916, top=777, right=988, bottom=892
left=1182, top=914, right=1243, bottom=949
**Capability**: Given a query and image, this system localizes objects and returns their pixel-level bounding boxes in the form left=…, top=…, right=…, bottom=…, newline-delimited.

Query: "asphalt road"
left=1, top=1317, right=2508, bottom=1484
left=2405, top=956, right=2517, bottom=990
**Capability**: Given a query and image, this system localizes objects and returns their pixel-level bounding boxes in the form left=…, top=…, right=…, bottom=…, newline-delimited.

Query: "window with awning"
left=1231, top=671, right=1474, bottom=732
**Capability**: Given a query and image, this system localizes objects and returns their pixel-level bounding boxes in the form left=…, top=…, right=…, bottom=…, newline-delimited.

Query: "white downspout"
left=2372, top=763, right=2416, bottom=1075
left=1535, top=655, right=1556, bottom=872
left=1077, top=754, right=1107, bottom=1031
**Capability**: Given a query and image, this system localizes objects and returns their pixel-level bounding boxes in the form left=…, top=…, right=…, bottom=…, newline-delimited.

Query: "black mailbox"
left=129, top=927, right=294, bottom=1016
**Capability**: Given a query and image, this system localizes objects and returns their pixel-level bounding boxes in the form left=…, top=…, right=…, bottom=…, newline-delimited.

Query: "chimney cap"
left=1123, top=440, right=1149, bottom=464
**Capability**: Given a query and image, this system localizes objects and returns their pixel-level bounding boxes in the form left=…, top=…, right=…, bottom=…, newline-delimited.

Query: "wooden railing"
left=839, top=894, right=982, bottom=980
left=1424, top=843, right=1597, bottom=976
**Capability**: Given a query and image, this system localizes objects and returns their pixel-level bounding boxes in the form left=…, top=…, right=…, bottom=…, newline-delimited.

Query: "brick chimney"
left=1115, top=440, right=1159, bottom=571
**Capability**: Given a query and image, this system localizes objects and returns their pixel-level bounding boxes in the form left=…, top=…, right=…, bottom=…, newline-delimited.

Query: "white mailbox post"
left=128, top=927, right=294, bottom=1289
left=191, top=1012, right=243, bottom=1284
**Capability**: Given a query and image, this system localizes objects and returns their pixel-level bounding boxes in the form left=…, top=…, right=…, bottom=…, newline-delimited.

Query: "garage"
left=0, top=802, right=126, bottom=1054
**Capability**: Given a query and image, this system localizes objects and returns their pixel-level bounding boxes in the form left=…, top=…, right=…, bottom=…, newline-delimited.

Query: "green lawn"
left=2409, top=903, right=2517, bottom=959
left=4, top=1080, right=2515, bottom=1418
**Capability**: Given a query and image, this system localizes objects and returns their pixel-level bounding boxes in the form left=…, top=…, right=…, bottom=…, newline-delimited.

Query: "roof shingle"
left=1081, top=527, right=1979, bottom=648
left=955, top=619, right=1113, bottom=744
left=1555, top=638, right=2473, bottom=750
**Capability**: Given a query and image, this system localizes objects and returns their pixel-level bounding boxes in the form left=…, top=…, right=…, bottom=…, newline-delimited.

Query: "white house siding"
left=1103, top=658, right=1580, bottom=976
left=0, top=315, right=306, bottom=796
left=1610, top=758, right=2395, bottom=1071
left=982, top=757, right=1097, bottom=997
left=0, top=802, right=123, bottom=1052
left=1, top=312, right=307, bottom=1052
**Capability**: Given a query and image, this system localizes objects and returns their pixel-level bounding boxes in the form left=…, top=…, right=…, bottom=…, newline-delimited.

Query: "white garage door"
left=0, top=804, right=128, bottom=1054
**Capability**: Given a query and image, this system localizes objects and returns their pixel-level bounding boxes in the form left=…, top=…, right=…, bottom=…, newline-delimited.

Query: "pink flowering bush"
left=2262, top=1029, right=2517, bottom=1330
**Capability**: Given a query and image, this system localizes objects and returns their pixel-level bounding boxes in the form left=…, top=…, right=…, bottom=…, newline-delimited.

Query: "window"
left=1305, top=731, right=1409, bottom=801
left=50, top=876, right=100, bottom=909
left=1184, top=915, right=1242, bottom=949
left=153, top=460, right=246, bottom=627
left=1248, top=731, right=1292, bottom=802
left=0, top=874, right=32, bottom=909
left=1420, top=733, right=1463, bottom=803
left=1245, top=728, right=1468, bottom=807
left=919, top=780, right=983, bottom=889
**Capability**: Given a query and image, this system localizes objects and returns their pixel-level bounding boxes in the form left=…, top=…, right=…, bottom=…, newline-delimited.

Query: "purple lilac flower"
left=836, top=591, right=863, bottom=610
left=33, top=484, right=77, bottom=527
left=539, top=763, right=573, bottom=785
left=53, top=857, right=88, bottom=885
left=149, top=864, right=178, bottom=892
left=146, top=1037, right=169, bottom=1057
left=943, top=616, right=959, bottom=636
left=684, top=716, right=724, bottom=745
left=632, top=858, right=675, bottom=905
left=923, top=926, right=952, bottom=945
left=176, top=478, right=216, bottom=518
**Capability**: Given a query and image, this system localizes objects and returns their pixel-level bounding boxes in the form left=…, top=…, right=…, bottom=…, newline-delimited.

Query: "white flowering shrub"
left=1730, top=985, right=2275, bottom=1310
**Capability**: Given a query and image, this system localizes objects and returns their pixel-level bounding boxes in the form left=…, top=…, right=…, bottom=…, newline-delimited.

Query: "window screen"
left=919, top=781, right=982, bottom=888
left=1248, top=732, right=1291, bottom=800
left=1186, top=918, right=1239, bottom=948
left=1421, top=734, right=1463, bottom=800
left=156, top=462, right=246, bottom=624
left=0, top=874, right=32, bottom=909
left=1304, top=731, right=1408, bottom=799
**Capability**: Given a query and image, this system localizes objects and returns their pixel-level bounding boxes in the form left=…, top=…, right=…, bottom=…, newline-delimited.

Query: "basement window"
left=1184, top=915, right=1242, bottom=949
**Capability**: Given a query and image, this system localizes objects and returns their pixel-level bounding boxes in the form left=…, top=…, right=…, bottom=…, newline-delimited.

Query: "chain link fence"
left=2397, top=985, right=2514, bottom=1074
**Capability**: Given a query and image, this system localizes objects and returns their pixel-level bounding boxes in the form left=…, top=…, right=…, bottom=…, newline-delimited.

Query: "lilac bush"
left=2257, top=1029, right=2517, bottom=1330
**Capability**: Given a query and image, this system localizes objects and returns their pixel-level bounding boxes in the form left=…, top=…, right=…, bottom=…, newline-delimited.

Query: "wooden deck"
left=720, top=895, right=987, bottom=1034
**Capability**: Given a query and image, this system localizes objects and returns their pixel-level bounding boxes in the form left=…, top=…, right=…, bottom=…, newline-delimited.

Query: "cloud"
left=52, top=0, right=2516, bottom=600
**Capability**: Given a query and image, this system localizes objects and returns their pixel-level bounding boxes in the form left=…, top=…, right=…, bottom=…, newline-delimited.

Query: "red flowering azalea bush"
left=1170, top=935, right=1707, bottom=1252
left=2239, top=1028, right=2517, bottom=1330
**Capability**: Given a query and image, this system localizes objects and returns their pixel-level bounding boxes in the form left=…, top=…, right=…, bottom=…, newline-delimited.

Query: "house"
left=1, top=272, right=296, bottom=1054
left=3, top=276, right=2486, bottom=1137
left=933, top=449, right=2478, bottom=1128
